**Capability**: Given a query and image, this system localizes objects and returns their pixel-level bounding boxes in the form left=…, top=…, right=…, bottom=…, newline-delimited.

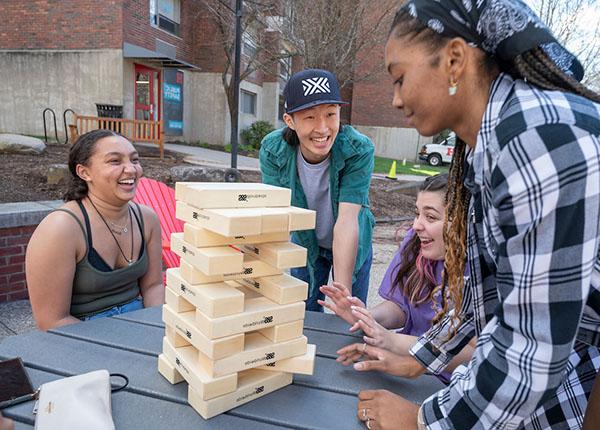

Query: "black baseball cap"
left=283, top=69, right=348, bottom=114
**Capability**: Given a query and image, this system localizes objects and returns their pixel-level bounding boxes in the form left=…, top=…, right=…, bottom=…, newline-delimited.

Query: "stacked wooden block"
left=157, top=182, right=317, bottom=419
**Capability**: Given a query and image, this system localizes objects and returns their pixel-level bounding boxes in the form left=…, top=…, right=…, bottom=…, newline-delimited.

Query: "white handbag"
left=34, top=370, right=127, bottom=430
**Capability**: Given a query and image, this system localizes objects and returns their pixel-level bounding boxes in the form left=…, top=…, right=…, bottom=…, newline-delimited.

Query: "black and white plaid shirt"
left=411, top=73, right=600, bottom=429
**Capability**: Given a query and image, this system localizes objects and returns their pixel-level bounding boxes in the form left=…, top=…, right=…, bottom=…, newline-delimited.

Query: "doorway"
left=134, top=64, right=160, bottom=121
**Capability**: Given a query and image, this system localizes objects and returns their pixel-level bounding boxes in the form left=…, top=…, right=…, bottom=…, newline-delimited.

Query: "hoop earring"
left=448, top=77, right=458, bottom=96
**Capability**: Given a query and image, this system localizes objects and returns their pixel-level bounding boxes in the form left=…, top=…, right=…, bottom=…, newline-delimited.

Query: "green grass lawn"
left=373, top=156, right=449, bottom=177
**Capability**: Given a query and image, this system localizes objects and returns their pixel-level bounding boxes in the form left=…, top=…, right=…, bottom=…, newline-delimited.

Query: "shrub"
left=241, top=121, right=275, bottom=150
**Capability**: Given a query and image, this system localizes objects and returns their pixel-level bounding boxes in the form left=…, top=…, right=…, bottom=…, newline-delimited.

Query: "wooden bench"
left=69, top=113, right=165, bottom=159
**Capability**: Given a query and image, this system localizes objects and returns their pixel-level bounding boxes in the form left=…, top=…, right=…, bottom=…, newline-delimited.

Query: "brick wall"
left=123, top=0, right=202, bottom=67
left=0, top=226, right=35, bottom=303
left=0, top=0, right=123, bottom=49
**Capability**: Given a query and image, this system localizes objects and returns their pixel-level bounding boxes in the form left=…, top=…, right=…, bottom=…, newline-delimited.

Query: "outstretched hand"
left=350, top=306, right=393, bottom=350
left=336, top=342, right=425, bottom=378
left=318, top=282, right=366, bottom=329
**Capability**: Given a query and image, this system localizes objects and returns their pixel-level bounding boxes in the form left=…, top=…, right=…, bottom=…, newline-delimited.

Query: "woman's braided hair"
left=389, top=7, right=600, bottom=334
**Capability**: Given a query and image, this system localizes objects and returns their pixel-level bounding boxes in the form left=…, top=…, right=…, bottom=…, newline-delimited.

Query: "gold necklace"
left=88, top=198, right=134, bottom=265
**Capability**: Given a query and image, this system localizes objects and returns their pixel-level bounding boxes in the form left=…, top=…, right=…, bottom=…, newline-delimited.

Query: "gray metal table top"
left=0, top=307, right=443, bottom=429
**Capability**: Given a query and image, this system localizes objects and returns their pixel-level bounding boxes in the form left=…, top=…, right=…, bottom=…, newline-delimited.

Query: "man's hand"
left=357, top=390, right=419, bottom=430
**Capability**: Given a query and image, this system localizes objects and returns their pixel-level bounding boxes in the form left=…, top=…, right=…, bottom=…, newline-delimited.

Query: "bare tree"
left=193, top=0, right=291, bottom=133
left=278, top=0, right=397, bottom=90
left=529, top=0, right=600, bottom=89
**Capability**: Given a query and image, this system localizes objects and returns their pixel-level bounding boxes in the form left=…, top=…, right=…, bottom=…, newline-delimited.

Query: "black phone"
left=0, top=358, right=36, bottom=409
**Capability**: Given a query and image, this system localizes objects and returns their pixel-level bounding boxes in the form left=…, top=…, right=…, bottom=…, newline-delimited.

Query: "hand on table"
left=318, top=282, right=366, bottom=329
left=357, top=390, right=419, bottom=430
left=350, top=306, right=394, bottom=350
left=336, top=342, right=425, bottom=378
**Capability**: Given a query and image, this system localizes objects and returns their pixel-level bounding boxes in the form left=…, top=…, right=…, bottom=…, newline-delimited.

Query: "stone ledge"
left=0, top=200, right=63, bottom=229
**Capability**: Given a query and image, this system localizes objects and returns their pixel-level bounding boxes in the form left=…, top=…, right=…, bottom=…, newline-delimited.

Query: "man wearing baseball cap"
left=260, top=69, right=375, bottom=312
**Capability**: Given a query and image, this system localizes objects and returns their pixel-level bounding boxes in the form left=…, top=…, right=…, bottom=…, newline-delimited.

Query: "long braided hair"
left=389, top=7, right=600, bottom=334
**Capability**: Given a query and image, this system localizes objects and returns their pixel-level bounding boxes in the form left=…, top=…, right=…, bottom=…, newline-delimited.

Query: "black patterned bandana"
left=403, top=0, right=584, bottom=81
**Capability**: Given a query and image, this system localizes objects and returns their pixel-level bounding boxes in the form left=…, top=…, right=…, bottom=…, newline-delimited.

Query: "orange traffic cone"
left=386, top=160, right=397, bottom=180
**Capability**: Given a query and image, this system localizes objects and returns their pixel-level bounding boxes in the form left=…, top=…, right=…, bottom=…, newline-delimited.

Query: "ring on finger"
left=362, top=408, right=367, bottom=419
left=366, top=418, right=372, bottom=429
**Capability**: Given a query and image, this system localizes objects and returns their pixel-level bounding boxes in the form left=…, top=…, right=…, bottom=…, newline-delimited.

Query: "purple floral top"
left=378, top=229, right=444, bottom=337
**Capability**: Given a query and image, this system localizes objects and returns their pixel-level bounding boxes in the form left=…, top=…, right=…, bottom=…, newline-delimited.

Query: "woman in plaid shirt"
left=341, top=1, right=600, bottom=429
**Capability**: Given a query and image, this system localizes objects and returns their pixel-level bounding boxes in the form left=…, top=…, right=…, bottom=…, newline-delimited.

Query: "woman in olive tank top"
left=26, top=129, right=164, bottom=330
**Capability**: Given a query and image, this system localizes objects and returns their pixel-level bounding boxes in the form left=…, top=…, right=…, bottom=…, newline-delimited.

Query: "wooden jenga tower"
left=157, top=182, right=317, bottom=419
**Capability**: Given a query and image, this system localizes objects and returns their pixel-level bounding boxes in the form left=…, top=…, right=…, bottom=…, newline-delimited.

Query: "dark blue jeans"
left=291, top=246, right=373, bottom=312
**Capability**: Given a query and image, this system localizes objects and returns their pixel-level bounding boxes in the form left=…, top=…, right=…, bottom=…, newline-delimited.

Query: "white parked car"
left=418, top=134, right=455, bottom=166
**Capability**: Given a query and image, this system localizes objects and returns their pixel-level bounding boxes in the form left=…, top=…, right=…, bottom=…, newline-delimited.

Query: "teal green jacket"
left=259, top=125, right=375, bottom=293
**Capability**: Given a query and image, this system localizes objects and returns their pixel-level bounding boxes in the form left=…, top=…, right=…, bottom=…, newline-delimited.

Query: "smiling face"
left=283, top=104, right=341, bottom=163
left=385, top=35, right=456, bottom=137
left=77, top=135, right=142, bottom=204
left=413, top=190, right=445, bottom=261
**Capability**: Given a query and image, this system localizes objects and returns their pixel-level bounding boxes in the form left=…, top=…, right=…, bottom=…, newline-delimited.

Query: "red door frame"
left=134, top=64, right=161, bottom=121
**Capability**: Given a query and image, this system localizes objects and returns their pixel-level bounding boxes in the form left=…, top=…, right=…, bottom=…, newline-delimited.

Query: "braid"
left=513, top=48, right=600, bottom=103
left=431, top=138, right=470, bottom=335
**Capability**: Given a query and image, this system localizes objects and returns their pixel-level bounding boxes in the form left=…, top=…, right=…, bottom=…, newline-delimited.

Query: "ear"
left=283, top=113, right=295, bottom=130
left=75, top=164, right=92, bottom=183
left=444, top=38, right=469, bottom=81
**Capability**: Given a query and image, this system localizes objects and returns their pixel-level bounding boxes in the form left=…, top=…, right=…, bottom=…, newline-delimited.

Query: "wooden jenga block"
left=175, top=182, right=291, bottom=209
left=239, top=242, right=307, bottom=269
left=179, top=253, right=281, bottom=285
left=194, top=296, right=306, bottom=339
left=158, top=353, right=185, bottom=384
left=196, top=332, right=308, bottom=377
left=162, top=305, right=244, bottom=360
left=171, top=233, right=243, bottom=275
left=259, top=344, right=316, bottom=376
left=165, top=285, right=196, bottom=313
left=162, top=337, right=238, bottom=401
left=183, top=223, right=289, bottom=247
left=188, top=369, right=293, bottom=419
left=287, top=206, right=316, bottom=231
left=165, top=324, right=191, bottom=347
left=177, top=201, right=262, bottom=237
left=235, top=273, right=308, bottom=304
left=257, top=320, right=304, bottom=343
left=166, top=268, right=245, bottom=318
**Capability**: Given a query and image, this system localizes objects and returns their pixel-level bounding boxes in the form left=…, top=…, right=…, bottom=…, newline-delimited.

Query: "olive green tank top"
left=54, top=202, right=149, bottom=318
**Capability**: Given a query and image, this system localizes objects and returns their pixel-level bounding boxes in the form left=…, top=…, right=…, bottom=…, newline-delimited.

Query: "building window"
left=241, top=91, right=257, bottom=115
left=150, top=0, right=181, bottom=36
left=279, top=55, right=291, bottom=89
left=242, top=33, right=257, bottom=59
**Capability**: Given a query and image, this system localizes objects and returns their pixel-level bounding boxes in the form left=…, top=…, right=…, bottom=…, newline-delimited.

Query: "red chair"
left=133, top=177, right=183, bottom=269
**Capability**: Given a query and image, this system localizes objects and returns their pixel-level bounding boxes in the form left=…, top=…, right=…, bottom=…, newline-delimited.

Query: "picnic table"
left=0, top=307, right=444, bottom=429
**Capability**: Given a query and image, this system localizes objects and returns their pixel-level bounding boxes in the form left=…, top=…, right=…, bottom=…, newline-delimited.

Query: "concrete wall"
left=354, top=125, right=433, bottom=162
left=260, top=82, right=280, bottom=129
left=0, top=50, right=123, bottom=139
left=183, top=72, right=228, bottom=145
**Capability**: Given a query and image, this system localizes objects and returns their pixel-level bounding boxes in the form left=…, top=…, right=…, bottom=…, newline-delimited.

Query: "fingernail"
left=354, top=363, right=363, bottom=370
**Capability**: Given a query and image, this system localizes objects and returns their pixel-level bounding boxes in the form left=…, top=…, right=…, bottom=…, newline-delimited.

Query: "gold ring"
left=366, top=418, right=372, bottom=429
left=362, top=343, right=367, bottom=353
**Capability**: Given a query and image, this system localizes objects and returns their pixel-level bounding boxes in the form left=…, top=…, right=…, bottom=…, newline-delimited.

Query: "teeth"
left=313, top=137, right=328, bottom=142
left=118, top=179, right=134, bottom=185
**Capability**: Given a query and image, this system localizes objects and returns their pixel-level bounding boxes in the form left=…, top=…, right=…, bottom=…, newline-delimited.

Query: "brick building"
left=0, top=0, right=425, bottom=155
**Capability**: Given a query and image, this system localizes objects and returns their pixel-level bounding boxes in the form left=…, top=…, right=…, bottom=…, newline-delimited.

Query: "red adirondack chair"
left=133, top=177, right=183, bottom=269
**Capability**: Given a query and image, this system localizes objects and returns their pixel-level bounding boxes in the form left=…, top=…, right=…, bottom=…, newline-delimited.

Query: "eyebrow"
left=104, top=151, right=139, bottom=158
left=422, top=205, right=441, bottom=214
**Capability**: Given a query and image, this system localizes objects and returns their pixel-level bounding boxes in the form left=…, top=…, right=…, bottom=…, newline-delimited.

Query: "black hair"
left=63, top=129, right=121, bottom=202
